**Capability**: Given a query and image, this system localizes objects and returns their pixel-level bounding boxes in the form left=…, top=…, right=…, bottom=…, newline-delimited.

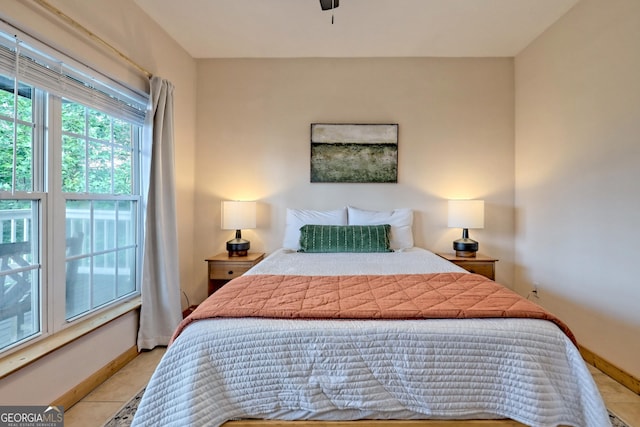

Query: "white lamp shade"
left=221, top=201, right=256, bottom=230
left=448, top=200, right=484, bottom=229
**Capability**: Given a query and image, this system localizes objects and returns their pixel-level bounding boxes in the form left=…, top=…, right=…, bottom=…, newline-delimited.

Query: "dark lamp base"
left=227, top=238, right=250, bottom=257
left=453, top=237, right=478, bottom=258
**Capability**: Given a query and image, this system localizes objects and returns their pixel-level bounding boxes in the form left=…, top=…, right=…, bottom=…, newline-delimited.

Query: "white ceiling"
left=133, top=0, right=579, bottom=59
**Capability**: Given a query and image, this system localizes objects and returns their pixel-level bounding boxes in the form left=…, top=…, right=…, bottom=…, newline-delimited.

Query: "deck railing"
left=1, top=208, right=134, bottom=272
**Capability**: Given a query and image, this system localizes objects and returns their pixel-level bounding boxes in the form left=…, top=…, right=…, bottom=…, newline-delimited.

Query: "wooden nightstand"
left=205, top=252, right=265, bottom=295
left=436, top=253, right=498, bottom=280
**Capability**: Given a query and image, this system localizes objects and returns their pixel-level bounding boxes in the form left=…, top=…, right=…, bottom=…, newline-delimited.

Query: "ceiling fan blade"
left=319, top=0, right=339, bottom=11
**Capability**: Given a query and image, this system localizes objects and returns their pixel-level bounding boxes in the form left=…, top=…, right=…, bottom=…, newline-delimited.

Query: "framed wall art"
left=310, top=123, right=398, bottom=183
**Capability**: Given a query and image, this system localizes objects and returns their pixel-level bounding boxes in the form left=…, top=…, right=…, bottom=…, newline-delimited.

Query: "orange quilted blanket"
left=172, top=273, right=576, bottom=344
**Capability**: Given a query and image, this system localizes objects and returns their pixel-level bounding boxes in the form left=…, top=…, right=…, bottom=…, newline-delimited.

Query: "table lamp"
left=221, top=200, right=256, bottom=257
left=448, top=199, right=484, bottom=258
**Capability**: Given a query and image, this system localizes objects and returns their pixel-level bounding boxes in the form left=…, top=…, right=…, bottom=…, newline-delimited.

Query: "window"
left=0, top=26, right=147, bottom=352
left=61, top=101, right=140, bottom=320
left=0, top=76, right=42, bottom=349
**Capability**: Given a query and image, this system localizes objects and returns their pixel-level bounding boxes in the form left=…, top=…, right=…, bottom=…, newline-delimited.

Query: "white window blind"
left=0, top=26, right=147, bottom=125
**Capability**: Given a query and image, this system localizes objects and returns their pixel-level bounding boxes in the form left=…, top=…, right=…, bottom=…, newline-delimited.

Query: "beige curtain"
left=137, top=76, right=182, bottom=350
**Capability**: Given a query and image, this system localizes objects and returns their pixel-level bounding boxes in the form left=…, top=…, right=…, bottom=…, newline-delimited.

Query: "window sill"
left=0, top=297, right=141, bottom=380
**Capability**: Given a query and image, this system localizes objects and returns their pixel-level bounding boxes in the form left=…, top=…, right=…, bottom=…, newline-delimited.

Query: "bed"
left=131, top=207, right=611, bottom=427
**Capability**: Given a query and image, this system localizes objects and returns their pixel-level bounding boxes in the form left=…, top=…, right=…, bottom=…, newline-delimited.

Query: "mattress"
left=131, top=248, right=611, bottom=427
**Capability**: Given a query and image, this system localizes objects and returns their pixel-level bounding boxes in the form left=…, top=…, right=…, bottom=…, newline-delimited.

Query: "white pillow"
left=347, top=206, right=414, bottom=250
left=282, top=207, right=348, bottom=250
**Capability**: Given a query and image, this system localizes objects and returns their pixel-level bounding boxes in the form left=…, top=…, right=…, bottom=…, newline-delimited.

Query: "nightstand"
left=205, top=252, right=265, bottom=295
left=436, top=253, right=498, bottom=280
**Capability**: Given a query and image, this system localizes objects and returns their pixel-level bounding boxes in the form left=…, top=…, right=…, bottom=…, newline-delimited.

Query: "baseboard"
left=579, top=344, right=640, bottom=395
left=51, top=345, right=139, bottom=409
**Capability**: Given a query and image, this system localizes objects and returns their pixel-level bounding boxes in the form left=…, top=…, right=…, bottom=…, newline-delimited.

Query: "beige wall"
left=8, top=0, right=636, bottom=408
left=194, top=57, right=516, bottom=304
left=0, top=0, right=197, bottom=404
left=515, top=0, right=640, bottom=378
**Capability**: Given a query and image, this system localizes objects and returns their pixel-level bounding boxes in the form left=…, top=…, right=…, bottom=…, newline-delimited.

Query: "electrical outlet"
left=531, top=282, right=540, bottom=298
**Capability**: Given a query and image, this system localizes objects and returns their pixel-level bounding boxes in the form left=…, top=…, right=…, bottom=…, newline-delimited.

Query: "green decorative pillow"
left=298, top=224, right=393, bottom=253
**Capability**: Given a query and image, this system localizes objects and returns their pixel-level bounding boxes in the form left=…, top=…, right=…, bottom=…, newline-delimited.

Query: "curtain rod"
left=33, top=0, right=152, bottom=79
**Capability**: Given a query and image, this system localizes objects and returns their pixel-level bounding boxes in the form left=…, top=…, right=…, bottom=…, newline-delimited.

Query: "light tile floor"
left=588, top=364, right=640, bottom=427
left=64, top=348, right=165, bottom=427
left=65, top=348, right=640, bottom=427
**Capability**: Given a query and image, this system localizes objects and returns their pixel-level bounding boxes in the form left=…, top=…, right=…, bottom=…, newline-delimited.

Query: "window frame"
left=50, top=95, right=144, bottom=330
left=0, top=23, right=147, bottom=355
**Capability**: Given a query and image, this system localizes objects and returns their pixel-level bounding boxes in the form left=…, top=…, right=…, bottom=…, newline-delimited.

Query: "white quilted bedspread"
left=245, top=248, right=469, bottom=276
left=131, top=249, right=611, bottom=427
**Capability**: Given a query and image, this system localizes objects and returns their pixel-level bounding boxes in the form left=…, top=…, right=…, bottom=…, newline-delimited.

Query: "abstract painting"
left=310, top=124, right=398, bottom=183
